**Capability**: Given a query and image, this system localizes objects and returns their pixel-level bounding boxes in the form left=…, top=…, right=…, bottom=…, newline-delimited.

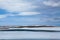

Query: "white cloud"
left=0, top=14, right=15, bottom=19
left=0, top=15, right=7, bottom=18
left=0, top=0, right=38, bottom=12
left=43, top=1, right=60, bottom=7
left=18, top=12, right=40, bottom=16
left=0, top=0, right=39, bottom=17
left=0, top=12, right=40, bottom=18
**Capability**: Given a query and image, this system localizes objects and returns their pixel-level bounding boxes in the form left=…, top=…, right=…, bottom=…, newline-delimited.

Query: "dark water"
left=0, top=39, right=60, bottom=40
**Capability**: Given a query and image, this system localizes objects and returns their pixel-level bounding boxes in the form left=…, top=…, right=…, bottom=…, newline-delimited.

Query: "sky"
left=0, top=0, right=60, bottom=26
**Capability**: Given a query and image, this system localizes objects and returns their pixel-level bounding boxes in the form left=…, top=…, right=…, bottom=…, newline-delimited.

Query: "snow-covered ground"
left=9, top=27, right=60, bottom=31
left=0, top=27, right=60, bottom=39
left=0, top=31, right=60, bottom=39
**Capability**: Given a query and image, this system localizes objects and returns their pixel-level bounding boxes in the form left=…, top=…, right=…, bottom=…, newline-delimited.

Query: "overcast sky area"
left=0, top=0, right=60, bottom=26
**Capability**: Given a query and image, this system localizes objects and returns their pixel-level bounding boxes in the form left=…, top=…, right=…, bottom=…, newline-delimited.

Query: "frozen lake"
left=0, top=31, right=60, bottom=39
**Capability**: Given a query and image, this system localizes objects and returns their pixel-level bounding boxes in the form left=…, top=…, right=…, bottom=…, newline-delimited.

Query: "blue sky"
left=0, top=0, right=60, bottom=26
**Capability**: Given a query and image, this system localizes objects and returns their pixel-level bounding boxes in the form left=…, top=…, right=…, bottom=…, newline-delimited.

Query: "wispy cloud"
left=0, top=15, right=7, bottom=18
left=0, top=13, right=15, bottom=18
left=0, top=0, right=38, bottom=12
left=43, top=0, right=60, bottom=7
left=18, top=12, right=40, bottom=16
left=0, top=0, right=40, bottom=17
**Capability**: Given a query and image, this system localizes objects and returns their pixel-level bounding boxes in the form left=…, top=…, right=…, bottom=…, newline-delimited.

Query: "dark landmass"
left=0, top=25, right=55, bottom=29
left=0, top=29, right=60, bottom=32
left=0, top=25, right=59, bottom=32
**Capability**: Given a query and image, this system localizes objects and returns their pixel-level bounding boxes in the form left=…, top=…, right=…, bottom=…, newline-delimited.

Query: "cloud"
left=43, top=1, right=60, bottom=7
left=0, top=12, right=40, bottom=18
left=0, top=13, right=15, bottom=18
left=0, top=15, right=7, bottom=18
left=18, top=12, right=40, bottom=16
left=0, top=0, right=38, bottom=12
left=0, top=0, right=40, bottom=17
left=40, top=16, right=60, bottom=23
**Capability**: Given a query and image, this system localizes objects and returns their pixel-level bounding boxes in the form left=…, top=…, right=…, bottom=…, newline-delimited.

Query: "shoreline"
left=0, top=27, right=60, bottom=32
